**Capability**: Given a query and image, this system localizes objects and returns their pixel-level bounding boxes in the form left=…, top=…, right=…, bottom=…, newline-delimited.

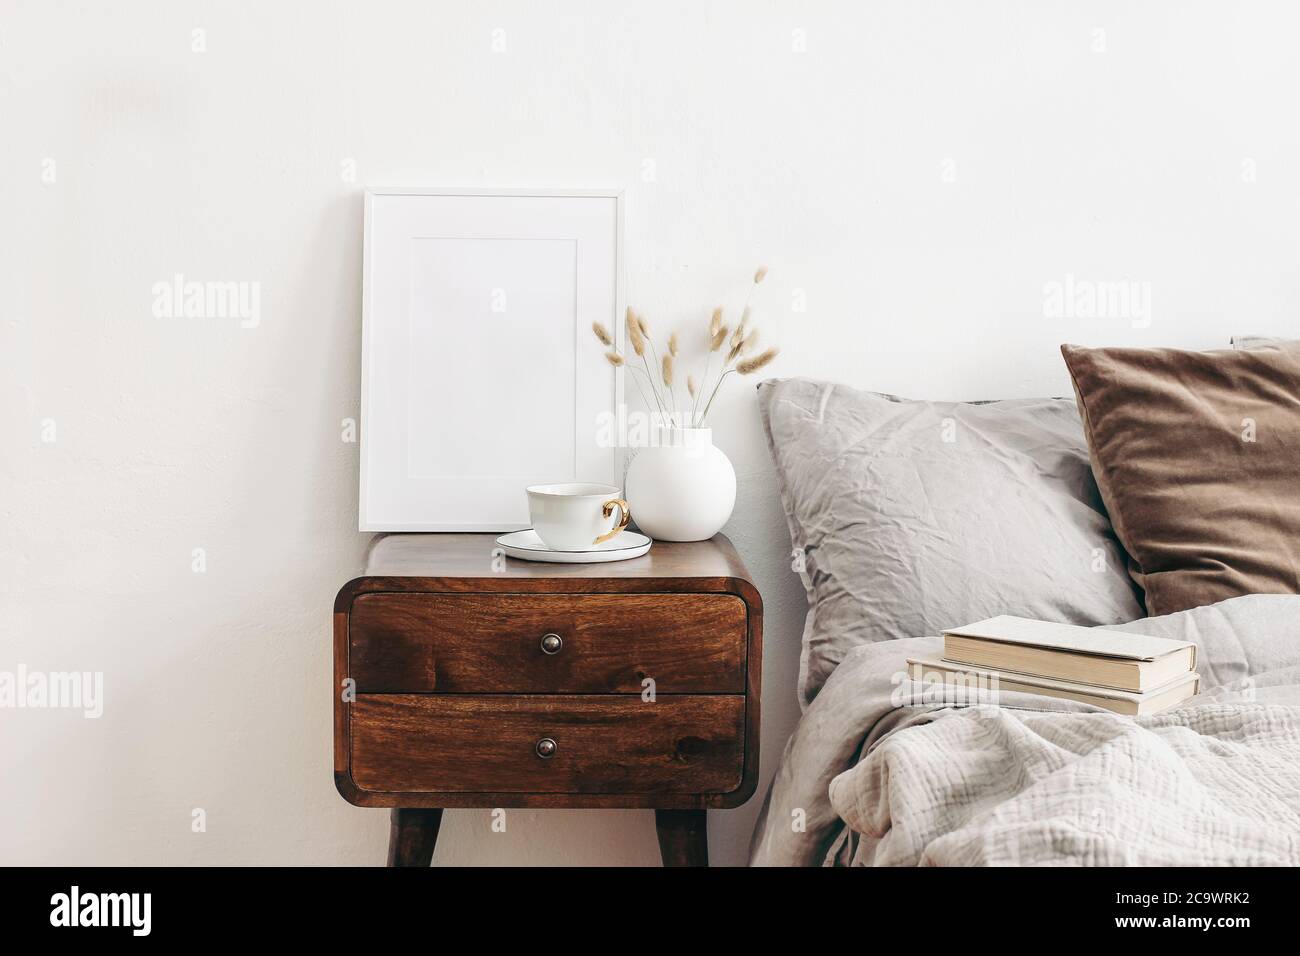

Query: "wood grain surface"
left=332, top=533, right=763, bottom=819
left=349, top=592, right=747, bottom=693
left=351, top=694, right=746, bottom=794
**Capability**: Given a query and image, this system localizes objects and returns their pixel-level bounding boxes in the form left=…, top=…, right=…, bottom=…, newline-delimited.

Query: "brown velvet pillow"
left=1061, top=342, right=1300, bottom=615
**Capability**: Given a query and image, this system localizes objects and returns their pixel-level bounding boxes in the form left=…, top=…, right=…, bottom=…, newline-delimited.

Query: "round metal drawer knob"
left=535, top=737, right=558, bottom=759
left=540, top=633, right=563, bottom=655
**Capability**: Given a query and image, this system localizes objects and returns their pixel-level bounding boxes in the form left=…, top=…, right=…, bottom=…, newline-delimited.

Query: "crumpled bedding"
left=749, top=594, right=1300, bottom=866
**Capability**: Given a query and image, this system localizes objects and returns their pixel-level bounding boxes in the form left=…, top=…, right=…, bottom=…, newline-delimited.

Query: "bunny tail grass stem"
left=697, top=367, right=736, bottom=426
left=694, top=323, right=728, bottom=425
left=643, top=335, right=679, bottom=427
left=693, top=337, right=715, bottom=427
left=694, top=328, right=732, bottom=425
left=692, top=353, right=710, bottom=426
left=638, top=351, right=671, bottom=425
left=627, top=362, right=667, bottom=422
left=624, top=364, right=655, bottom=422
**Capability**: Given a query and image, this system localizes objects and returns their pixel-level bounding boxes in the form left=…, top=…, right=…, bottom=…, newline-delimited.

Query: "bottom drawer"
left=351, top=694, right=745, bottom=795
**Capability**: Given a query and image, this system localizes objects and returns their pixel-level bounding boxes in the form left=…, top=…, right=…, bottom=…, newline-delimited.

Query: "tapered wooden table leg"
left=387, top=808, right=443, bottom=867
left=655, top=809, right=708, bottom=867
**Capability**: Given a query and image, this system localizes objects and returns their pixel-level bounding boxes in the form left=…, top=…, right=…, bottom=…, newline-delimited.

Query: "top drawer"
left=348, top=592, right=747, bottom=694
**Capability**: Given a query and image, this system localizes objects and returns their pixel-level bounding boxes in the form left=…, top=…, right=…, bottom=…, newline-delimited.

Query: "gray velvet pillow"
left=759, top=378, right=1144, bottom=708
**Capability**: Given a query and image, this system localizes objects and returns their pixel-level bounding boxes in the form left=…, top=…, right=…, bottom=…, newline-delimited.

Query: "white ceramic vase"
left=624, top=426, right=736, bottom=542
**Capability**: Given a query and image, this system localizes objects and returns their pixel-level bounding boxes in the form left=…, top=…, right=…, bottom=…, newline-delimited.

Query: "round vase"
left=624, top=427, right=736, bottom=542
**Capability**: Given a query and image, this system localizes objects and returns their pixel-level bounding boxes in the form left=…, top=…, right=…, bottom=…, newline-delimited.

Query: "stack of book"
left=907, top=615, right=1200, bottom=716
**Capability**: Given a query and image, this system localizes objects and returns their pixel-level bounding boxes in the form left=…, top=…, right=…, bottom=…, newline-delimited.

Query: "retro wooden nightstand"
left=333, top=533, right=763, bottom=867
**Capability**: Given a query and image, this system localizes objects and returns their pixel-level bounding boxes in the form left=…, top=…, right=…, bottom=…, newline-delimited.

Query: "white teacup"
left=526, top=482, right=631, bottom=551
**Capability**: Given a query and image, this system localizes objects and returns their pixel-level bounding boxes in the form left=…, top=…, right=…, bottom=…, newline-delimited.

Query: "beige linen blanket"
left=750, top=595, right=1300, bottom=866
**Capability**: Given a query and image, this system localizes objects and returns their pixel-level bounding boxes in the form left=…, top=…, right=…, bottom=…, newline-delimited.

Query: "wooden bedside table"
left=333, top=532, right=763, bottom=867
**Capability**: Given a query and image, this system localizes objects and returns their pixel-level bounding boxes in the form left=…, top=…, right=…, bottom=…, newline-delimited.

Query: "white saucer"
left=495, top=529, right=652, bottom=563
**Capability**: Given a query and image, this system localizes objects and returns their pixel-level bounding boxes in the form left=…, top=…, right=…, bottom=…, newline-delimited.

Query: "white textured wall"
left=2, top=1, right=1296, bottom=865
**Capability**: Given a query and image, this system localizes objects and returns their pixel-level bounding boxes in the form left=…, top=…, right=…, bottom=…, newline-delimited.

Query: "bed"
left=749, top=340, right=1300, bottom=866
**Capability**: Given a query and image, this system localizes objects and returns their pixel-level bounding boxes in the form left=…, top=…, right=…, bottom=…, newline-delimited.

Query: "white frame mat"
left=361, top=187, right=625, bottom=531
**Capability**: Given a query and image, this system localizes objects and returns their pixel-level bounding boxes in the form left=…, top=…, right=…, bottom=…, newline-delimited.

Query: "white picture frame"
left=360, top=187, right=625, bottom=531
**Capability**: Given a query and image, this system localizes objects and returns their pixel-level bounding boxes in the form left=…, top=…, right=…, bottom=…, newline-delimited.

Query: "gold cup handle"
left=593, top=498, right=631, bottom=545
